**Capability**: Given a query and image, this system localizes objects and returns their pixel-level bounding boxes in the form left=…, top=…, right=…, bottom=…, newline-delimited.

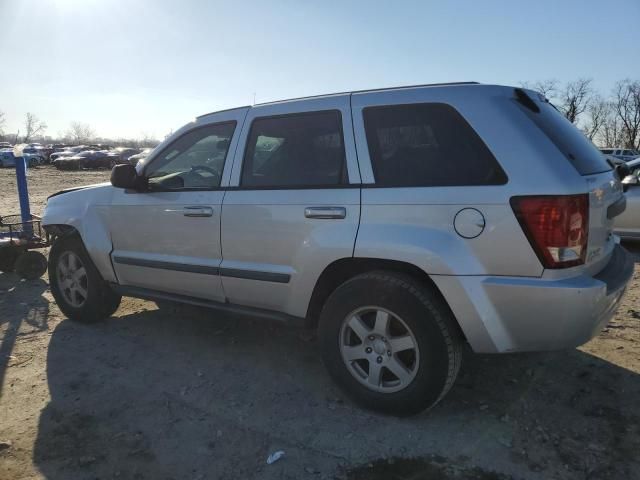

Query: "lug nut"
left=387, top=350, right=392, bottom=356
left=368, top=335, right=375, bottom=341
left=365, top=347, right=372, bottom=353
left=376, top=356, right=383, bottom=363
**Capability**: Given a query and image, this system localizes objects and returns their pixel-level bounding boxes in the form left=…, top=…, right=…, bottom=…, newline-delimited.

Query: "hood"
left=47, top=182, right=111, bottom=200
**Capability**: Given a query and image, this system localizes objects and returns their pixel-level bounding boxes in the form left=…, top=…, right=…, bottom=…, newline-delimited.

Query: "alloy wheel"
left=56, top=251, right=88, bottom=307
left=339, top=306, right=420, bottom=393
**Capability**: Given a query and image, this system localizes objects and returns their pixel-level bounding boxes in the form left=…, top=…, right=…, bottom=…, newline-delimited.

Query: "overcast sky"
left=1, top=0, right=638, bottom=140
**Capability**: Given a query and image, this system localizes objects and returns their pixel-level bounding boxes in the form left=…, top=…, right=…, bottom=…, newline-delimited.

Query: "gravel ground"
left=0, top=166, right=639, bottom=480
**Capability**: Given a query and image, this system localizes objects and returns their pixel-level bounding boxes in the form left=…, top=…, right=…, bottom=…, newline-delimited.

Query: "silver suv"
left=42, top=83, right=634, bottom=414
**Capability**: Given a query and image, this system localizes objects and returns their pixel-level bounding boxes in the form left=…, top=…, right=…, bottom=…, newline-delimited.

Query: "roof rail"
left=197, top=82, right=480, bottom=117
left=196, top=105, right=251, bottom=120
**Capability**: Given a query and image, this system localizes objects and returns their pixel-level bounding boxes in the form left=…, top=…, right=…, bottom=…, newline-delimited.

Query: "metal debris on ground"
left=266, top=450, right=285, bottom=465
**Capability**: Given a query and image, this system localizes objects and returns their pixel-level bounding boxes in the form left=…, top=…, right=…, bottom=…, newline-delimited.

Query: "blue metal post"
left=15, top=156, right=32, bottom=228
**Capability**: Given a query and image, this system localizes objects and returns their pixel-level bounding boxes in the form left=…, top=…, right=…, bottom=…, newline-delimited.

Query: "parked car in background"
left=107, top=147, right=140, bottom=167
left=1, top=147, right=39, bottom=167
left=43, top=83, right=633, bottom=414
left=614, top=157, right=640, bottom=240
left=0, top=142, right=12, bottom=149
left=55, top=150, right=113, bottom=170
left=53, top=150, right=99, bottom=170
left=0, top=149, right=17, bottom=167
left=78, top=150, right=111, bottom=169
left=18, top=145, right=46, bottom=166
left=127, top=147, right=155, bottom=166
left=600, top=148, right=640, bottom=162
left=49, top=146, right=87, bottom=163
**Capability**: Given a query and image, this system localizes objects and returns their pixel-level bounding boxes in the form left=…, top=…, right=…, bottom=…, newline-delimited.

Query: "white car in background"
left=615, top=157, right=640, bottom=240
left=600, top=148, right=640, bottom=162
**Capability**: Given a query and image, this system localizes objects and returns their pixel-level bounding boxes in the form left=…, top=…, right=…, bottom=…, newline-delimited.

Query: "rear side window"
left=363, top=103, right=507, bottom=187
left=515, top=89, right=611, bottom=175
left=241, top=110, right=346, bottom=188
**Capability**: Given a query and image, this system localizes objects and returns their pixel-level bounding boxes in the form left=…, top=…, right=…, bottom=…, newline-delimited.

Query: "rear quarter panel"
left=350, top=84, right=592, bottom=277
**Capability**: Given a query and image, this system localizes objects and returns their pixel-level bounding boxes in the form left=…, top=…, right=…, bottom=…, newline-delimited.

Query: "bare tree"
left=23, top=112, right=47, bottom=143
left=138, top=131, right=160, bottom=148
left=558, top=78, right=592, bottom=124
left=612, top=79, right=640, bottom=149
left=0, top=110, right=5, bottom=136
left=521, top=79, right=560, bottom=102
left=66, top=121, right=96, bottom=144
left=582, top=95, right=608, bottom=141
left=599, top=104, right=625, bottom=147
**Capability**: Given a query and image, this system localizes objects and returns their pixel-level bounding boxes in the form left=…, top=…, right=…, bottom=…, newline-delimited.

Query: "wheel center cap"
left=372, top=339, right=386, bottom=355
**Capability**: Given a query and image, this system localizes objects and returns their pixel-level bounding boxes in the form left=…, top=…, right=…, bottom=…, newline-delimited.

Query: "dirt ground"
left=0, top=166, right=639, bottom=480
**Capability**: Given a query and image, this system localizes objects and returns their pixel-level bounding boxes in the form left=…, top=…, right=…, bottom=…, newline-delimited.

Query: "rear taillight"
left=510, top=194, right=589, bottom=269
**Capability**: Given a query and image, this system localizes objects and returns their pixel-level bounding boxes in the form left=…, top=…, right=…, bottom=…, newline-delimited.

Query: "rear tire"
left=49, top=235, right=121, bottom=322
left=318, top=271, right=462, bottom=415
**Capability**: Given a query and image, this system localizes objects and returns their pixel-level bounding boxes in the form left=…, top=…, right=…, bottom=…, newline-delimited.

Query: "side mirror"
left=111, top=164, right=138, bottom=189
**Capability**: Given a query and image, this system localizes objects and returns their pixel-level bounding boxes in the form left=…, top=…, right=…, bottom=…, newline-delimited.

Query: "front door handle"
left=304, top=206, right=346, bottom=219
left=183, top=206, right=214, bottom=217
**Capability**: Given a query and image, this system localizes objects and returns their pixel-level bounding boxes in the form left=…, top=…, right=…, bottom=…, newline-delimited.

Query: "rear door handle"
left=183, top=206, right=214, bottom=217
left=304, top=206, right=346, bottom=219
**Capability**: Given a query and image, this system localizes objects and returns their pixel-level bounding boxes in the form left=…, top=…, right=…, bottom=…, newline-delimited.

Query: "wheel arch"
left=43, top=223, right=80, bottom=241
left=306, top=257, right=465, bottom=340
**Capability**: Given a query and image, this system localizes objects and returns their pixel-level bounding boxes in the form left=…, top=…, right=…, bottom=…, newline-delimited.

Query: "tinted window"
left=363, top=103, right=507, bottom=187
left=146, top=122, right=235, bottom=190
left=241, top=111, right=346, bottom=187
left=600, top=149, right=613, bottom=154
left=516, top=91, right=611, bottom=175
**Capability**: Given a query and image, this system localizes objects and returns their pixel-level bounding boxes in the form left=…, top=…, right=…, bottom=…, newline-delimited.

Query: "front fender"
left=43, top=186, right=116, bottom=282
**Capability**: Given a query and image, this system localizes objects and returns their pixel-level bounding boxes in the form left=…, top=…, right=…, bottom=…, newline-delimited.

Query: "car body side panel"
left=106, top=108, right=248, bottom=302
left=42, top=184, right=117, bottom=282
left=614, top=184, right=640, bottom=239
left=355, top=201, right=542, bottom=276
left=221, top=94, right=361, bottom=318
left=351, top=85, right=557, bottom=278
left=221, top=189, right=360, bottom=317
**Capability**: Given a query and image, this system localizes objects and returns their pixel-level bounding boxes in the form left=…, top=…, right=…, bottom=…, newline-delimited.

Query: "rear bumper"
left=433, top=244, right=634, bottom=353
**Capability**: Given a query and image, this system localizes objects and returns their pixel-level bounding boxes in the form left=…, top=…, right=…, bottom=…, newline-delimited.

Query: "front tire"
left=49, top=235, right=121, bottom=322
left=318, top=271, right=462, bottom=415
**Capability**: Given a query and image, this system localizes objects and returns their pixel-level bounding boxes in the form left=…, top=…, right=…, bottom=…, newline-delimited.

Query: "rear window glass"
left=363, top=103, right=507, bottom=187
left=516, top=90, right=611, bottom=175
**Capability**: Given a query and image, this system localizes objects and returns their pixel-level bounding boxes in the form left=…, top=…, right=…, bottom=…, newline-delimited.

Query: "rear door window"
left=363, top=103, right=507, bottom=187
left=241, top=110, right=346, bottom=188
left=515, top=89, right=611, bottom=175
